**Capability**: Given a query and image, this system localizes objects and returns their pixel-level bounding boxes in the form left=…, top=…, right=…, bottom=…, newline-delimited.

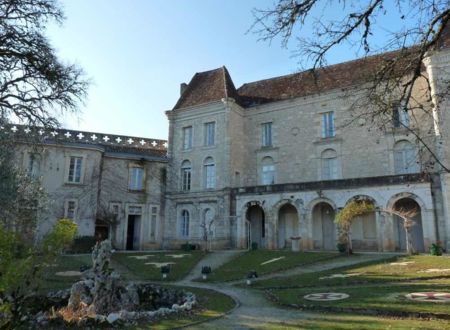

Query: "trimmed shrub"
left=67, top=236, right=96, bottom=254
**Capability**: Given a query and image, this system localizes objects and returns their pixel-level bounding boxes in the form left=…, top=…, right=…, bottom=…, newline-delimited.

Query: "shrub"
left=337, top=242, right=347, bottom=253
left=201, top=266, right=212, bottom=274
left=161, top=265, right=170, bottom=274
left=430, top=242, right=443, bottom=256
left=68, top=236, right=96, bottom=254
left=181, top=242, right=196, bottom=251
left=251, top=242, right=258, bottom=250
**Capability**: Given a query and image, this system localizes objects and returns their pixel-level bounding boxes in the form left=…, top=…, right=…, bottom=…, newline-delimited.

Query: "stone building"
left=10, top=126, right=167, bottom=250
left=164, top=38, right=450, bottom=252
left=9, top=30, right=450, bottom=253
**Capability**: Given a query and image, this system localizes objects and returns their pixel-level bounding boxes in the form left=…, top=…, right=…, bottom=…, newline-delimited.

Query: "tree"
left=251, top=1, right=450, bottom=172
left=335, top=200, right=375, bottom=254
left=0, top=219, right=77, bottom=328
left=0, top=0, right=88, bottom=127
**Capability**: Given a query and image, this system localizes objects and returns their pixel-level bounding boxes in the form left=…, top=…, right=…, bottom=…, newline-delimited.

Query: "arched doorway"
left=393, top=198, right=424, bottom=252
left=350, top=202, right=377, bottom=251
left=312, top=202, right=335, bottom=250
left=246, top=205, right=265, bottom=249
left=278, top=204, right=299, bottom=248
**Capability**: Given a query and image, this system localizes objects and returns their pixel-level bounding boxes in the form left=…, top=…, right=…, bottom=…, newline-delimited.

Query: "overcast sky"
left=46, top=0, right=409, bottom=140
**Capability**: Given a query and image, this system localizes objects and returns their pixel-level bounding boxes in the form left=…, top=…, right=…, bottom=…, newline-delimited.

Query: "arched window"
left=180, top=210, right=189, bottom=237
left=394, top=141, right=418, bottom=174
left=261, top=156, right=275, bottom=185
left=321, top=149, right=338, bottom=180
left=203, top=157, right=215, bottom=189
left=181, top=160, right=191, bottom=191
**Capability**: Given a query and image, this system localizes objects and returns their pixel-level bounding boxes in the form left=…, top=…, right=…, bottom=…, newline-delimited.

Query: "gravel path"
left=176, top=252, right=398, bottom=329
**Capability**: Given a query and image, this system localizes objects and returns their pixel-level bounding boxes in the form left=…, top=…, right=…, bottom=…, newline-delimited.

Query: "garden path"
left=177, top=252, right=398, bottom=329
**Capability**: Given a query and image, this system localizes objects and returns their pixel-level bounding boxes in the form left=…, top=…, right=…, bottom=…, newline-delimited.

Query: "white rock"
left=107, top=313, right=121, bottom=324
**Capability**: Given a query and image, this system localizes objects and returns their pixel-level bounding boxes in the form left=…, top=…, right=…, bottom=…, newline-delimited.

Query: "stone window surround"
left=64, top=199, right=78, bottom=220
left=128, top=163, right=145, bottom=192
left=64, top=154, right=86, bottom=185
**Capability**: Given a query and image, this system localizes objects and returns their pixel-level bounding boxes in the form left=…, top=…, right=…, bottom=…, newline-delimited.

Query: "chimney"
left=180, top=83, right=188, bottom=96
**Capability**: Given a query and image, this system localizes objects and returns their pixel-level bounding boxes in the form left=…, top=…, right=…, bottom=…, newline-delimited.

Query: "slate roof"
left=173, top=66, right=239, bottom=109
left=173, top=25, right=450, bottom=110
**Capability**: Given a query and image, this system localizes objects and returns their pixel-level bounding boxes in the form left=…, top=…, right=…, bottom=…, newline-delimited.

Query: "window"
left=204, top=157, right=215, bottom=189
left=182, top=126, right=193, bottom=150
left=67, top=156, right=83, bottom=183
left=181, top=160, right=192, bottom=191
left=321, top=149, right=339, bottom=180
left=129, top=167, right=144, bottom=190
left=394, top=140, right=419, bottom=174
left=261, top=122, right=272, bottom=147
left=261, top=156, right=275, bottom=185
left=28, top=154, right=41, bottom=178
left=180, top=210, right=189, bottom=237
left=392, top=106, right=410, bottom=128
left=321, top=112, right=335, bottom=138
left=64, top=200, right=77, bottom=219
left=150, top=206, right=158, bottom=240
left=204, top=122, right=215, bottom=146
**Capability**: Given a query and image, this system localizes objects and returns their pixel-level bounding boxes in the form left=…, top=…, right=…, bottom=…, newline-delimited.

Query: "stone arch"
left=240, top=201, right=269, bottom=249
left=310, top=200, right=337, bottom=250
left=276, top=202, right=300, bottom=249
left=306, top=197, right=337, bottom=214
left=344, top=194, right=379, bottom=251
left=386, top=192, right=427, bottom=212
left=386, top=192, right=426, bottom=253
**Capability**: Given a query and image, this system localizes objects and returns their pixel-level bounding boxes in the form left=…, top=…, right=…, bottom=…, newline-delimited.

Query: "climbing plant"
left=335, top=200, right=375, bottom=255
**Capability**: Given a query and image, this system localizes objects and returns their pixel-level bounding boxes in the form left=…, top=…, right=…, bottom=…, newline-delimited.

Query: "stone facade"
left=164, top=46, right=450, bottom=252
left=9, top=42, right=450, bottom=253
left=10, top=126, right=167, bottom=250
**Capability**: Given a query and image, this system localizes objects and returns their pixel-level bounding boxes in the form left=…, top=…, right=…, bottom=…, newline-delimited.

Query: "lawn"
left=254, top=313, right=450, bottom=330
left=40, top=254, right=92, bottom=292
left=260, top=254, right=450, bottom=319
left=201, top=250, right=338, bottom=282
left=112, top=250, right=206, bottom=281
left=268, top=279, right=450, bottom=316
left=252, top=255, right=450, bottom=288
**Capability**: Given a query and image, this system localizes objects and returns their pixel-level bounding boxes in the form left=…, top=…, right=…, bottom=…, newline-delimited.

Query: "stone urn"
left=290, top=236, right=301, bottom=252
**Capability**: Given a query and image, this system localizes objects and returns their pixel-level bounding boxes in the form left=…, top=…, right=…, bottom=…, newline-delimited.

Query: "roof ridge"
left=238, top=48, right=407, bottom=90
left=222, top=66, right=229, bottom=99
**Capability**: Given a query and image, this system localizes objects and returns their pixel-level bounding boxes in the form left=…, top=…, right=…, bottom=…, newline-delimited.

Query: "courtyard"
left=39, top=249, right=450, bottom=329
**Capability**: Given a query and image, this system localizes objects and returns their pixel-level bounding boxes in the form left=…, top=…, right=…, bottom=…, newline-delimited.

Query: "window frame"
left=394, top=140, right=418, bottom=174
left=204, top=122, right=216, bottom=146
left=181, top=160, right=192, bottom=191
left=321, top=111, right=335, bottom=138
left=261, top=156, right=275, bottom=185
left=64, top=199, right=78, bottom=220
left=204, top=157, right=216, bottom=189
left=182, top=126, right=193, bottom=150
left=392, top=105, right=410, bottom=128
left=66, top=155, right=84, bottom=184
left=180, top=210, right=190, bottom=238
left=261, top=122, right=273, bottom=147
left=27, top=153, right=41, bottom=178
left=321, top=148, right=339, bottom=180
left=128, top=166, right=145, bottom=191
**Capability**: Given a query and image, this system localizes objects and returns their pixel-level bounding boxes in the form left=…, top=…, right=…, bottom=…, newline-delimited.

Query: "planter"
left=290, top=236, right=301, bottom=252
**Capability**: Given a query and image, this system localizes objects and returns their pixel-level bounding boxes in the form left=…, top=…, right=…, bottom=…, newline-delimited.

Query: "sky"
left=46, top=0, right=415, bottom=140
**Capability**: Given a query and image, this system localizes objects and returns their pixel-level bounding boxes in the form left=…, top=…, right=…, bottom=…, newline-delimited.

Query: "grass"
left=132, top=286, right=236, bottom=329
left=253, top=313, right=450, bottom=330
left=40, top=254, right=92, bottom=292
left=112, top=250, right=206, bottom=281
left=268, top=279, right=450, bottom=315
left=201, top=250, right=338, bottom=282
left=252, top=255, right=449, bottom=288
left=262, top=255, right=450, bottom=318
